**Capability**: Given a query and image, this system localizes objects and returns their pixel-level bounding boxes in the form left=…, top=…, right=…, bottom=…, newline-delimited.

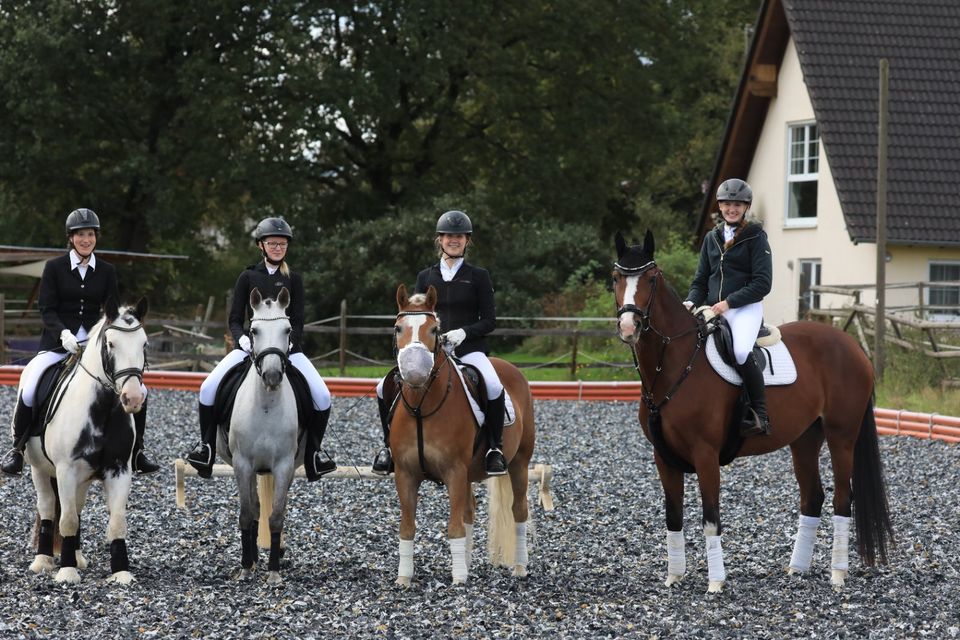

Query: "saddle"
left=30, top=357, right=76, bottom=437
left=213, top=358, right=313, bottom=433
left=704, top=313, right=778, bottom=371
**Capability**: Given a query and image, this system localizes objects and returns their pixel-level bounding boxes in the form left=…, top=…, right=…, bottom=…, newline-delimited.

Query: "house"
left=698, top=0, right=960, bottom=326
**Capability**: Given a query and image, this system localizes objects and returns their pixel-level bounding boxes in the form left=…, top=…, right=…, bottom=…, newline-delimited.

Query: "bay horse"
left=614, top=231, right=893, bottom=593
left=217, top=287, right=300, bottom=584
left=390, top=284, right=536, bottom=585
left=24, top=297, right=149, bottom=584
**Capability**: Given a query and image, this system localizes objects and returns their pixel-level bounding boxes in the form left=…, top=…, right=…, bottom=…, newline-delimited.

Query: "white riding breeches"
left=199, top=349, right=330, bottom=411
left=722, top=301, right=764, bottom=365
left=376, top=351, right=504, bottom=399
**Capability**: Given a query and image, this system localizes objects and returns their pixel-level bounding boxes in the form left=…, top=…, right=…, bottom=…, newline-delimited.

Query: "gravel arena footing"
left=0, top=386, right=958, bottom=639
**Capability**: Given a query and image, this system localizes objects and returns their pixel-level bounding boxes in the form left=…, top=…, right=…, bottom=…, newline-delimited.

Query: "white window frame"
left=927, top=260, right=960, bottom=320
left=785, top=122, right=819, bottom=228
left=798, top=259, right=822, bottom=320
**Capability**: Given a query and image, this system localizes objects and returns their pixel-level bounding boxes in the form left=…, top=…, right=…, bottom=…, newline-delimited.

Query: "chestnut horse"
left=614, top=231, right=892, bottom=593
left=389, top=284, right=536, bottom=585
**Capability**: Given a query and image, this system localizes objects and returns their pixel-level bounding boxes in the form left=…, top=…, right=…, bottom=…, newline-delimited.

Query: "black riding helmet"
left=65, top=208, right=101, bottom=235
left=254, top=217, right=293, bottom=243
left=716, top=179, right=753, bottom=204
left=436, top=210, right=472, bottom=235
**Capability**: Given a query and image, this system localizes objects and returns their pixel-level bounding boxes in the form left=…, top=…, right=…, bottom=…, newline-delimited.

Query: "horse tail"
left=852, top=396, right=894, bottom=565
left=486, top=474, right=518, bottom=566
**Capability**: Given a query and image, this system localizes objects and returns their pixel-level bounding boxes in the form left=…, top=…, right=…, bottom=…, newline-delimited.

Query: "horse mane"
left=407, top=293, right=429, bottom=306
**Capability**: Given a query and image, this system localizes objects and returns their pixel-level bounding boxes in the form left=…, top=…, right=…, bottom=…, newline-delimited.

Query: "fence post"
left=0, top=294, right=5, bottom=365
left=339, top=299, right=347, bottom=375
left=569, top=329, right=579, bottom=379
left=917, top=283, right=925, bottom=319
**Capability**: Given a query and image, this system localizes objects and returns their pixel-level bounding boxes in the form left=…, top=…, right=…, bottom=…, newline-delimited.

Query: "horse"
left=389, top=284, right=536, bottom=585
left=23, top=297, right=149, bottom=584
left=613, top=231, right=893, bottom=593
left=217, top=287, right=301, bottom=584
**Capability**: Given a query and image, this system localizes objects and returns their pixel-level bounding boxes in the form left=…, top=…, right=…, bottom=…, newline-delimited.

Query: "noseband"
left=77, top=321, right=148, bottom=395
left=615, top=259, right=659, bottom=333
left=250, top=316, right=290, bottom=379
left=393, top=310, right=442, bottom=365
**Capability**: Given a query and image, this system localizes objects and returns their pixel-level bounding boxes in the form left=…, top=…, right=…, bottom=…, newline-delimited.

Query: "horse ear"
left=396, top=283, right=408, bottom=311
left=134, top=297, right=149, bottom=321
left=249, top=287, right=263, bottom=309
left=105, top=296, right=120, bottom=322
left=277, top=287, right=290, bottom=309
left=643, top=229, right=655, bottom=258
left=615, top=231, right=627, bottom=258
left=426, top=285, right=437, bottom=310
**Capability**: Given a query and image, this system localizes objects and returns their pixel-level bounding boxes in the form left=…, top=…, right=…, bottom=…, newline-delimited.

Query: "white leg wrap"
left=667, top=530, right=686, bottom=577
left=831, top=515, right=850, bottom=571
left=398, top=538, right=414, bottom=579
left=515, top=522, right=528, bottom=566
left=449, top=537, right=468, bottom=582
left=789, top=514, right=821, bottom=572
left=705, top=535, right=725, bottom=584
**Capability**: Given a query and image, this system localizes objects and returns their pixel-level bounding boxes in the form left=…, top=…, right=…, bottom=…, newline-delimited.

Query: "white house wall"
left=743, top=36, right=960, bottom=326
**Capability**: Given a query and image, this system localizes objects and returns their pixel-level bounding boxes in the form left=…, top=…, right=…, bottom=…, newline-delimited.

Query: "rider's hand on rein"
left=60, top=329, right=80, bottom=354
left=239, top=335, right=252, bottom=353
left=442, top=329, right=466, bottom=349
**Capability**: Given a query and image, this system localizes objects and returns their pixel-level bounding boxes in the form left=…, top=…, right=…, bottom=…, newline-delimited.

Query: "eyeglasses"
left=264, top=241, right=288, bottom=249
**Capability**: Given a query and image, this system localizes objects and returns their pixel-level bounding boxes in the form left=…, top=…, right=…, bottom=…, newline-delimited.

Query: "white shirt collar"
left=440, top=258, right=463, bottom=282
left=70, top=249, right=96, bottom=271
left=265, top=261, right=279, bottom=275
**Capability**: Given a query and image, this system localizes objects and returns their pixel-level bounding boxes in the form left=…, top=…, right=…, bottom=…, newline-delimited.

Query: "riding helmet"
left=65, top=208, right=101, bottom=234
left=436, top=210, right=472, bottom=235
left=716, top=179, right=752, bottom=204
left=254, top=217, right=293, bottom=242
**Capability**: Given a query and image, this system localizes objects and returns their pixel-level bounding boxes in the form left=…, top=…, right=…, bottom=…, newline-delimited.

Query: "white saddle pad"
left=705, top=334, right=797, bottom=386
left=451, top=363, right=516, bottom=427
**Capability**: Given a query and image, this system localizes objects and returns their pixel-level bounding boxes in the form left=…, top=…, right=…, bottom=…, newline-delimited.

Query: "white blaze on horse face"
left=112, top=315, right=148, bottom=413
left=396, top=314, right=434, bottom=386
left=618, top=275, right=641, bottom=339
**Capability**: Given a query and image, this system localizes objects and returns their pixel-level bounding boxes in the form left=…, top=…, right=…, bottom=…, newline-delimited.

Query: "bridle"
left=250, top=315, right=290, bottom=379
left=76, top=321, right=148, bottom=395
left=393, top=310, right=443, bottom=365
left=614, top=259, right=706, bottom=416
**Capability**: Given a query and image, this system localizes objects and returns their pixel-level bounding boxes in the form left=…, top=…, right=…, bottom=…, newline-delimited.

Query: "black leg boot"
left=484, top=391, right=508, bottom=476
left=738, top=353, right=772, bottom=436
left=304, top=407, right=336, bottom=482
left=132, top=399, right=160, bottom=475
left=186, top=403, right=217, bottom=478
left=1, top=397, right=33, bottom=477
left=371, top=396, right=393, bottom=475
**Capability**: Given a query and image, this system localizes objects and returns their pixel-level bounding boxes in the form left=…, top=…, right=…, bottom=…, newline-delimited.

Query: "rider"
left=185, top=217, right=336, bottom=481
left=683, top=178, right=773, bottom=436
left=1, top=208, right=159, bottom=476
left=371, top=210, right=508, bottom=476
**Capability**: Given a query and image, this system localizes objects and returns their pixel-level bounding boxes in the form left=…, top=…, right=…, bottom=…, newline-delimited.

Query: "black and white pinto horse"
left=218, top=287, right=300, bottom=584
left=24, top=298, right=148, bottom=584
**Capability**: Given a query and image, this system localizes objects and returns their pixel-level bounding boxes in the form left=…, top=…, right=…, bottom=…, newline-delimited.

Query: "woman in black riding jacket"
left=1, top=208, right=158, bottom=476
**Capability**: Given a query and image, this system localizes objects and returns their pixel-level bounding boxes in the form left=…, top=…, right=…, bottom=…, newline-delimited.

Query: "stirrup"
left=186, top=443, right=214, bottom=478
left=372, top=447, right=393, bottom=475
left=305, top=450, right=337, bottom=482
left=740, top=409, right=771, bottom=437
left=1, top=448, right=25, bottom=477
left=484, top=448, right=507, bottom=476
left=134, top=451, right=161, bottom=475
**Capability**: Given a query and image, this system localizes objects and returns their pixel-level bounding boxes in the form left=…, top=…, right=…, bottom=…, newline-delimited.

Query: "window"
left=798, top=259, right=821, bottom=320
left=928, top=261, right=960, bottom=319
left=786, top=123, right=819, bottom=224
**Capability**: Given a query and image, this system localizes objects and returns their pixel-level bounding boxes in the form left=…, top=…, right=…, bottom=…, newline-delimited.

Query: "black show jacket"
left=415, top=261, right=496, bottom=357
left=37, top=253, right=120, bottom=352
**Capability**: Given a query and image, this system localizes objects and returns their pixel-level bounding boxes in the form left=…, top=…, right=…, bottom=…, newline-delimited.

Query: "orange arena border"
left=1, top=366, right=957, bottom=443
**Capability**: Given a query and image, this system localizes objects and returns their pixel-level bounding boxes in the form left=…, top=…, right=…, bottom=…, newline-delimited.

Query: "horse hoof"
left=831, top=569, right=847, bottom=588
left=107, top=571, right=134, bottom=585
left=76, top=552, right=88, bottom=570
left=55, top=567, right=81, bottom=584
left=707, top=580, right=724, bottom=593
left=30, top=555, right=56, bottom=574
left=232, top=567, right=256, bottom=581
left=395, top=576, right=412, bottom=587
left=512, top=565, right=528, bottom=578
left=266, top=571, right=282, bottom=585
left=664, top=574, right=683, bottom=587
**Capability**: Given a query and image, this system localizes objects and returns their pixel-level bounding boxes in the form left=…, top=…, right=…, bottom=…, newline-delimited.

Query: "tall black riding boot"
left=304, top=407, right=336, bottom=482
left=484, top=391, right=508, bottom=476
left=132, top=399, right=160, bottom=475
left=738, top=353, right=772, bottom=437
left=186, top=403, right=218, bottom=478
left=1, top=397, right=34, bottom=477
left=371, top=396, right=393, bottom=475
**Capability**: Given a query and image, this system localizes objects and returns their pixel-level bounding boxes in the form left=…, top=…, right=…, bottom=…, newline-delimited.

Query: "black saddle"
left=709, top=315, right=769, bottom=371
left=31, top=358, right=75, bottom=437
left=213, top=357, right=313, bottom=433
